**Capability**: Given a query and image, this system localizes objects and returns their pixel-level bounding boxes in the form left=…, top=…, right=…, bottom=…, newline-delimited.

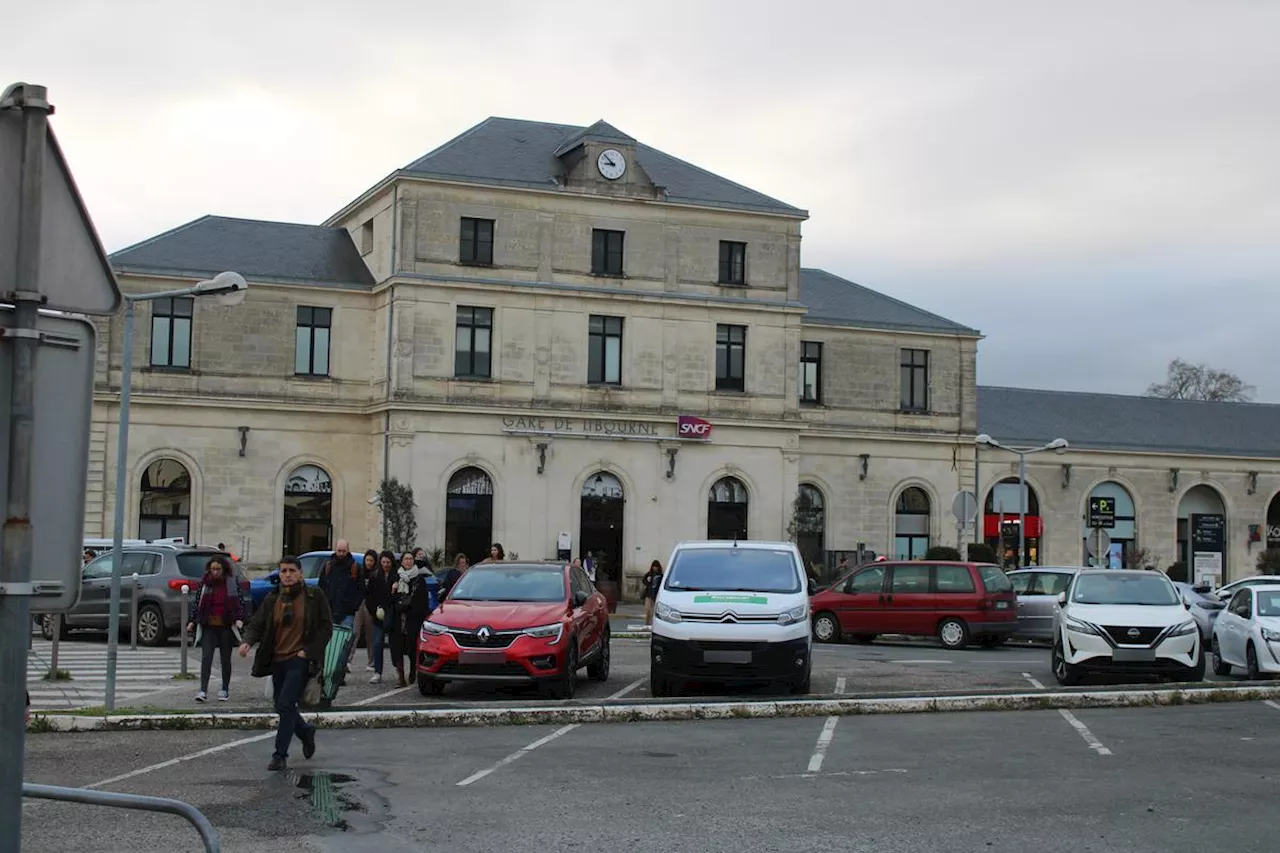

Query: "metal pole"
left=0, top=81, right=51, bottom=853
left=973, top=445, right=982, bottom=544
left=180, top=584, right=190, bottom=677
left=1017, top=452, right=1027, bottom=567
left=22, top=783, right=221, bottom=853
left=129, top=572, right=139, bottom=651
left=50, top=615, right=59, bottom=673
left=104, top=297, right=135, bottom=712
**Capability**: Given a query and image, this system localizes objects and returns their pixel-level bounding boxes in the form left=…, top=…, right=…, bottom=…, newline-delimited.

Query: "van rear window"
left=978, top=565, right=1012, bottom=593
left=665, top=548, right=801, bottom=594
left=176, top=553, right=216, bottom=578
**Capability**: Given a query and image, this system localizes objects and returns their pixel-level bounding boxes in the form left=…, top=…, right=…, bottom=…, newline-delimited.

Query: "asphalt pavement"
left=21, top=700, right=1280, bottom=852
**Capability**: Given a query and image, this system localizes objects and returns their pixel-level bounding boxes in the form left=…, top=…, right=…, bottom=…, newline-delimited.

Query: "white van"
left=650, top=539, right=812, bottom=697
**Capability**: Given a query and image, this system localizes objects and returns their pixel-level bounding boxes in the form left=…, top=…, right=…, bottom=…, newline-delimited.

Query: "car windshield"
left=1257, top=591, right=1280, bottom=617
left=1072, top=573, right=1179, bottom=606
left=978, top=566, right=1012, bottom=593
left=447, top=565, right=566, bottom=602
left=665, top=547, right=801, bottom=594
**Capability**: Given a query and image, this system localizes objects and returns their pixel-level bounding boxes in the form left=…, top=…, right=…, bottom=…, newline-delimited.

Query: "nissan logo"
left=1127, top=628, right=1141, bottom=638
left=477, top=626, right=492, bottom=642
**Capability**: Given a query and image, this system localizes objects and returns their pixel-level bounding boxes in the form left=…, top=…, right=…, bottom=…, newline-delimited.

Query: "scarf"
left=279, top=580, right=304, bottom=626
left=395, top=566, right=423, bottom=597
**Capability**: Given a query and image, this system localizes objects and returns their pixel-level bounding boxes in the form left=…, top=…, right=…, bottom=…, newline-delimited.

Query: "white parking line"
left=805, top=676, right=847, bottom=773
left=355, top=686, right=415, bottom=706
left=86, top=733, right=275, bottom=790
left=1022, top=672, right=1046, bottom=689
left=453, top=675, right=648, bottom=788
left=1058, top=709, right=1112, bottom=756
left=1265, top=700, right=1280, bottom=712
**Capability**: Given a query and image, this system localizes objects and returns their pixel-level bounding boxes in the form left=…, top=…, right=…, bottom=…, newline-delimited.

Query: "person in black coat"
left=317, top=540, right=365, bottom=629
left=437, top=552, right=470, bottom=599
left=365, top=550, right=400, bottom=685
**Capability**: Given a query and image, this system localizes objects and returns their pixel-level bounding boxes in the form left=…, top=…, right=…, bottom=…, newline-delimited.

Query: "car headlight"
left=654, top=601, right=682, bottom=624
left=1063, top=616, right=1099, bottom=636
left=1261, top=627, right=1280, bottom=643
left=421, top=621, right=448, bottom=636
left=522, top=623, right=564, bottom=644
left=1168, top=619, right=1198, bottom=637
left=778, top=604, right=809, bottom=626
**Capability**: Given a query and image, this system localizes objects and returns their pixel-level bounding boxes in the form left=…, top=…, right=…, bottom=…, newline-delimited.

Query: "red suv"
left=415, top=560, right=611, bottom=699
left=809, top=561, right=1016, bottom=650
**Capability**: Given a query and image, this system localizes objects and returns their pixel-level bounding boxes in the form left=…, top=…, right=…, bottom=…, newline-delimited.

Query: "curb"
left=31, top=683, right=1280, bottom=733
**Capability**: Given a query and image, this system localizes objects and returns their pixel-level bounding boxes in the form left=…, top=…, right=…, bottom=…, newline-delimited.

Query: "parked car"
left=1052, top=569, right=1203, bottom=685
left=1211, top=575, right=1280, bottom=603
left=809, top=560, right=1017, bottom=650
left=248, top=549, right=334, bottom=607
left=1172, top=581, right=1225, bottom=642
left=650, top=540, right=813, bottom=697
left=416, top=560, right=610, bottom=699
left=1008, top=567, right=1078, bottom=641
left=1210, top=583, right=1280, bottom=679
left=41, top=545, right=250, bottom=646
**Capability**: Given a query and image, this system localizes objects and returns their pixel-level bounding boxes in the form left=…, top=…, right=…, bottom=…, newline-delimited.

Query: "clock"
left=597, top=148, right=626, bottom=180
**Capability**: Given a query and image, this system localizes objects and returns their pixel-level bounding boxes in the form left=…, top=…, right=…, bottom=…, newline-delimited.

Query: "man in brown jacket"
left=239, top=555, right=333, bottom=771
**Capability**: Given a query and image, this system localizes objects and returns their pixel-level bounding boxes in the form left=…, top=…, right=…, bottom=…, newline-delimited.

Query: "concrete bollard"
left=180, top=585, right=190, bottom=678
left=129, top=572, right=140, bottom=651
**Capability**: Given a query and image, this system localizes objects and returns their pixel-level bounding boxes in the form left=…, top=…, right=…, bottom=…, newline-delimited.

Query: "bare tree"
left=1145, top=358, right=1255, bottom=402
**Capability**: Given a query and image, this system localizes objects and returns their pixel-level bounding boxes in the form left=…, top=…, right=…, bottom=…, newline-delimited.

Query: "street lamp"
left=103, top=272, right=247, bottom=711
left=975, top=434, right=1069, bottom=568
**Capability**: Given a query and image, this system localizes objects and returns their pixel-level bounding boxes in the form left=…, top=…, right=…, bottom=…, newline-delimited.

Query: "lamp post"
left=103, top=272, right=248, bottom=711
left=975, top=434, right=1069, bottom=567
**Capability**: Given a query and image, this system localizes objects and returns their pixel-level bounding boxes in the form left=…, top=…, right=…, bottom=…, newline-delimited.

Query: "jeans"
left=270, top=657, right=314, bottom=759
left=199, top=626, right=234, bottom=693
left=371, top=620, right=386, bottom=675
left=338, top=614, right=354, bottom=630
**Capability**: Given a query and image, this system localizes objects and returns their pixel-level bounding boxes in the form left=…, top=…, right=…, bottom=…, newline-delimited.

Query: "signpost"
left=0, top=82, right=123, bottom=853
left=952, top=489, right=978, bottom=549
left=1088, top=496, right=1117, bottom=529
left=1190, top=512, right=1226, bottom=587
left=1085, top=526, right=1113, bottom=568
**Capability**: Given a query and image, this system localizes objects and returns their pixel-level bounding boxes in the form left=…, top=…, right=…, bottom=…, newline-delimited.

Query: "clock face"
left=597, top=148, right=626, bottom=180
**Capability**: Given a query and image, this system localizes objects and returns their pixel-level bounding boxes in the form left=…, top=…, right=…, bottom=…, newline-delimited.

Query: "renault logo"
left=1127, top=628, right=1141, bottom=638
left=477, top=626, right=492, bottom=642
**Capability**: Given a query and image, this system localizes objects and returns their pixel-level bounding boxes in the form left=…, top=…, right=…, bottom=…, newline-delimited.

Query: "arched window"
left=984, top=478, right=1042, bottom=566
left=446, top=467, right=494, bottom=566
left=138, top=458, right=191, bottom=541
left=1081, top=482, right=1136, bottom=568
left=1177, top=484, right=1227, bottom=584
left=894, top=487, right=931, bottom=560
left=793, top=484, right=826, bottom=573
left=707, top=476, right=749, bottom=540
left=580, top=472, right=624, bottom=588
left=283, top=464, right=333, bottom=555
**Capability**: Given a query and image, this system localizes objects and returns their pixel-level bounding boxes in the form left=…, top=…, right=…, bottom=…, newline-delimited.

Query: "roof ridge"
left=110, top=214, right=214, bottom=258
left=980, top=384, right=1280, bottom=409
left=802, top=267, right=977, bottom=332
left=637, top=142, right=805, bottom=214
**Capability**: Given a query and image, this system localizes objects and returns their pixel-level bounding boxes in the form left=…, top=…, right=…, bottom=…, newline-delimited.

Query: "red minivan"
left=809, top=561, right=1017, bottom=650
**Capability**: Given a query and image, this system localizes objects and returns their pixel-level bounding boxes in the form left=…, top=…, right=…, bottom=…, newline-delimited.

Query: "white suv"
left=1052, top=569, right=1204, bottom=686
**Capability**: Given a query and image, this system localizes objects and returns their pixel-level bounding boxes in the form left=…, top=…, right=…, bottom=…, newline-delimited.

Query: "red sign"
left=983, top=515, right=1043, bottom=538
left=677, top=415, right=713, bottom=439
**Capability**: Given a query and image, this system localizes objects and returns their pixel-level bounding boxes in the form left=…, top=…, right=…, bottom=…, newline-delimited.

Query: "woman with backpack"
left=186, top=554, right=247, bottom=702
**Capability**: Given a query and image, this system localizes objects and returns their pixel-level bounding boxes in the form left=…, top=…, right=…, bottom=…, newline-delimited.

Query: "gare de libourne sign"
left=501, top=414, right=713, bottom=442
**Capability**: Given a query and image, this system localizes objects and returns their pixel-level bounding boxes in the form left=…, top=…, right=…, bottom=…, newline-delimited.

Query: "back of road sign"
left=0, top=99, right=122, bottom=315
left=0, top=307, right=94, bottom=611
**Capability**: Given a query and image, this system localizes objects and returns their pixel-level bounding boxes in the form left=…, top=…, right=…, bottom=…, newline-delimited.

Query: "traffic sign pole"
left=0, top=82, right=52, bottom=853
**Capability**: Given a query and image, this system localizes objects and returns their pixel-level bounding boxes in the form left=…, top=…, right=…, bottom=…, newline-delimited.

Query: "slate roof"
left=109, top=216, right=375, bottom=287
left=798, top=268, right=979, bottom=336
left=978, top=386, right=1280, bottom=458
left=401, top=117, right=806, bottom=217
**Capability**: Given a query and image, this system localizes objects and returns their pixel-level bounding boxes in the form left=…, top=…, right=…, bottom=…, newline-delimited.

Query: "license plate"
left=704, top=650, right=752, bottom=665
left=994, top=600, right=1011, bottom=610
left=1112, top=648, right=1156, bottom=662
left=458, top=650, right=505, bottom=664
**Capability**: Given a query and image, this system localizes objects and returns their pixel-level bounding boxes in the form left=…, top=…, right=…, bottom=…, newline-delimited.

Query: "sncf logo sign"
left=677, top=415, right=713, bottom=439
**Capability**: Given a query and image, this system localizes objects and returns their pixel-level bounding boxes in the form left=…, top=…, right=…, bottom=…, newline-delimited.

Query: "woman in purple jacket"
left=186, top=554, right=247, bottom=702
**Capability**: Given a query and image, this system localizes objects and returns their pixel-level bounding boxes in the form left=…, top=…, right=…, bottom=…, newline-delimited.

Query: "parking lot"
left=22, top=699, right=1280, bottom=852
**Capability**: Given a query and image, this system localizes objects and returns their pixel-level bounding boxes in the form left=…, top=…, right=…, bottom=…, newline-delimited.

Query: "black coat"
left=242, top=586, right=333, bottom=678
left=318, top=553, right=365, bottom=619
left=364, top=567, right=400, bottom=621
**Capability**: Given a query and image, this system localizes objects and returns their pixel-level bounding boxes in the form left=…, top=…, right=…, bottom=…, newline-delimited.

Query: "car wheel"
left=937, top=618, right=970, bottom=651
left=1052, top=640, right=1084, bottom=686
left=587, top=627, right=611, bottom=682
left=136, top=604, right=165, bottom=647
left=1247, top=643, right=1261, bottom=680
left=549, top=645, right=578, bottom=700
left=790, top=665, right=812, bottom=695
left=812, top=612, right=841, bottom=643
left=1211, top=638, right=1232, bottom=676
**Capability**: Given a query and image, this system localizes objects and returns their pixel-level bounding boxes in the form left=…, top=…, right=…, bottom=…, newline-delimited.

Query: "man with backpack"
left=317, top=539, right=364, bottom=630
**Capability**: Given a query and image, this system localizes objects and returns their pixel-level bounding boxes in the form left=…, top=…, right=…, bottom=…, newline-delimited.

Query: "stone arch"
left=981, top=472, right=1049, bottom=566
left=272, top=454, right=345, bottom=559
left=701, top=467, right=756, bottom=541
left=793, top=481, right=828, bottom=571
left=572, top=463, right=635, bottom=589
left=890, top=479, right=939, bottom=560
left=1174, top=480, right=1232, bottom=582
left=1077, top=477, right=1140, bottom=567
left=439, top=460, right=501, bottom=565
left=130, top=447, right=204, bottom=544
left=1266, top=486, right=1280, bottom=550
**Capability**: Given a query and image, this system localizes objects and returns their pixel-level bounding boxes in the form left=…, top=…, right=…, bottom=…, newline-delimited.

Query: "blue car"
left=249, top=550, right=345, bottom=608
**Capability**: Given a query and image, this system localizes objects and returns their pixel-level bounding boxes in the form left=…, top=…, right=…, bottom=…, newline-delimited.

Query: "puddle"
left=293, top=772, right=366, bottom=830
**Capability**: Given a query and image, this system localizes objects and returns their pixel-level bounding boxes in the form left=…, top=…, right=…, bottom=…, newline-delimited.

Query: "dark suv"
left=40, top=545, right=250, bottom=645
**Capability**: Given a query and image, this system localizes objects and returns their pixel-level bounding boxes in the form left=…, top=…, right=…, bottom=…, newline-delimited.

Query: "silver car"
left=1172, top=581, right=1225, bottom=642
left=39, top=545, right=249, bottom=646
left=1008, top=567, right=1079, bottom=641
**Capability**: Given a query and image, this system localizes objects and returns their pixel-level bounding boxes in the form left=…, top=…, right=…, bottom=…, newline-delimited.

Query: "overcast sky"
left=9, top=1, right=1279, bottom=400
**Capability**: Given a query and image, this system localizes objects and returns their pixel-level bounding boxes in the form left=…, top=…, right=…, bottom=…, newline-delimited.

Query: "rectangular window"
left=588, top=315, right=623, bottom=385
left=718, top=241, right=746, bottom=285
left=360, top=220, right=374, bottom=255
left=591, top=229, right=625, bottom=276
left=294, top=306, right=332, bottom=376
left=149, top=297, right=193, bottom=368
left=799, top=341, right=822, bottom=404
left=900, top=348, right=929, bottom=411
left=715, top=324, right=746, bottom=392
left=454, top=306, right=493, bottom=378
left=459, top=217, right=495, bottom=266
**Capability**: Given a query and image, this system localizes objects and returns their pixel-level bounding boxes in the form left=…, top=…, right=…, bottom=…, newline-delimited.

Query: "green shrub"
left=924, top=546, right=963, bottom=561
left=1256, top=549, right=1280, bottom=575
left=1166, top=561, right=1189, bottom=583
left=965, top=543, right=998, bottom=563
